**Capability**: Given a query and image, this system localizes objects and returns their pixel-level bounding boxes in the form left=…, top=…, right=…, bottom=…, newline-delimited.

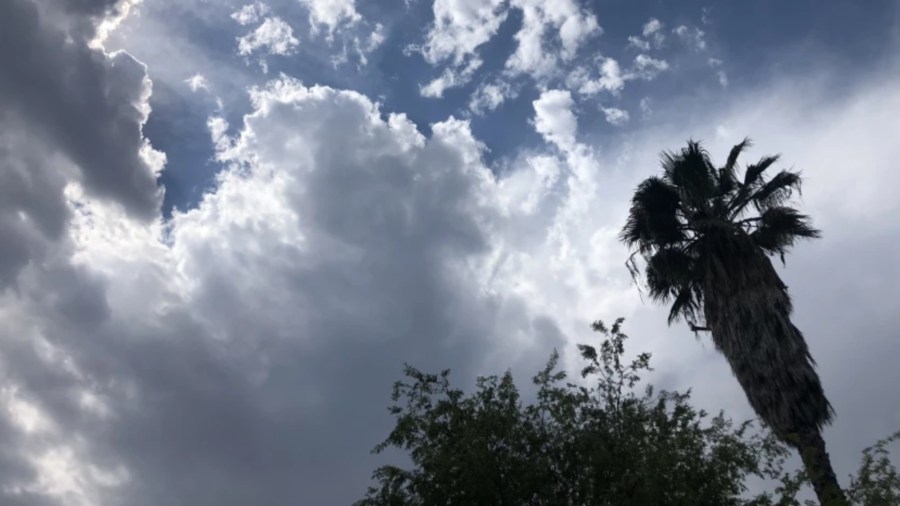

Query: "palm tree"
left=620, top=139, right=847, bottom=505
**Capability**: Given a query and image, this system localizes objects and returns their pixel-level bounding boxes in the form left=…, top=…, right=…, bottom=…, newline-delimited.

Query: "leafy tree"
left=358, top=319, right=802, bottom=505
left=620, top=139, right=845, bottom=504
left=846, top=430, right=900, bottom=505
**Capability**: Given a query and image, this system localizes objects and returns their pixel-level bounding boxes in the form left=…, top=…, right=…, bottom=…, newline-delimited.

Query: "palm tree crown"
left=621, top=139, right=820, bottom=328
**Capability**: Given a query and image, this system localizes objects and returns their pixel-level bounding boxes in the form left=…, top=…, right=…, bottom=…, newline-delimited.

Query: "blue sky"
left=139, top=0, right=899, bottom=216
left=1, top=0, right=900, bottom=504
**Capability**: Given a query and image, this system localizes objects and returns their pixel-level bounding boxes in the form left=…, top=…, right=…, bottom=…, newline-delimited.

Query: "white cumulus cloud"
left=237, top=17, right=299, bottom=57
left=627, top=17, right=665, bottom=50
left=506, top=0, right=600, bottom=78
left=643, top=17, right=662, bottom=36
left=414, top=0, right=507, bottom=95
left=184, top=73, right=210, bottom=92
left=629, top=54, right=670, bottom=80
left=298, top=0, right=361, bottom=36
left=568, top=53, right=668, bottom=96
left=532, top=89, right=578, bottom=151
left=601, top=106, right=630, bottom=125
left=469, top=80, right=517, bottom=115
left=567, top=56, right=625, bottom=95
left=417, top=0, right=600, bottom=95
left=627, top=35, right=650, bottom=51
left=231, top=2, right=269, bottom=26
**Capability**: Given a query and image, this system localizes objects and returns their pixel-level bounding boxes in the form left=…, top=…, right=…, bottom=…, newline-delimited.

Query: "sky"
left=0, top=0, right=899, bottom=504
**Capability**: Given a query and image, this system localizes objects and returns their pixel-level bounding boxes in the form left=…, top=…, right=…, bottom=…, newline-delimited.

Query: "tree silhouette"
left=620, top=139, right=846, bottom=505
left=358, top=320, right=802, bottom=505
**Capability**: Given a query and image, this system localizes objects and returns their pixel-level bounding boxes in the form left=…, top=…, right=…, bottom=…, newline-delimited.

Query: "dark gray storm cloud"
left=0, top=128, right=70, bottom=286
left=0, top=0, right=161, bottom=223
left=0, top=78, right=565, bottom=505
left=0, top=0, right=162, bottom=301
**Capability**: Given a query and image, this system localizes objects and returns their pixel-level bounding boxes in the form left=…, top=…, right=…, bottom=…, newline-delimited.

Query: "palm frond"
left=751, top=206, right=821, bottom=260
left=667, top=285, right=702, bottom=324
left=644, top=247, right=703, bottom=324
left=727, top=154, right=782, bottom=217
left=645, top=247, right=695, bottom=302
left=661, top=141, right=717, bottom=206
left=716, top=168, right=737, bottom=201
left=751, top=170, right=803, bottom=212
left=715, top=139, right=752, bottom=206
left=620, top=177, right=685, bottom=252
left=743, top=155, right=781, bottom=188
left=724, top=137, right=752, bottom=182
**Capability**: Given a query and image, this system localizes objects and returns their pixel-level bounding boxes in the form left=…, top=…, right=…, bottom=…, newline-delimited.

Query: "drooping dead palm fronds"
left=621, top=139, right=847, bottom=505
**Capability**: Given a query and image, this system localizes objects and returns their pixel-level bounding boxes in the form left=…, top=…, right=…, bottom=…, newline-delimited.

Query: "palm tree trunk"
left=794, top=430, right=848, bottom=506
left=701, top=239, right=846, bottom=504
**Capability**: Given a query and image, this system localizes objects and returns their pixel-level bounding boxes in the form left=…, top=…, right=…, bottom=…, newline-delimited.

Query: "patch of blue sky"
left=145, top=80, right=220, bottom=219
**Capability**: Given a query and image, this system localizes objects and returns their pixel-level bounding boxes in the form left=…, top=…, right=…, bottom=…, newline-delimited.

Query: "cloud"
left=567, top=56, right=625, bottom=95
left=416, top=0, right=599, bottom=94
left=420, top=57, right=483, bottom=98
left=639, top=97, right=653, bottom=118
left=0, top=0, right=163, bottom=295
left=0, top=63, right=653, bottom=503
left=717, top=70, right=729, bottom=87
left=601, top=106, right=629, bottom=126
left=567, top=53, right=668, bottom=96
left=532, top=89, right=578, bottom=151
left=298, top=0, right=361, bottom=36
left=627, top=35, right=650, bottom=51
left=352, top=22, right=385, bottom=66
left=643, top=17, right=662, bottom=37
left=628, top=17, right=665, bottom=51
left=419, top=0, right=508, bottom=65
left=185, top=74, right=211, bottom=92
left=505, top=0, right=600, bottom=78
left=0, top=76, right=570, bottom=505
left=673, top=24, right=707, bottom=51
left=237, top=17, right=299, bottom=57
left=708, top=58, right=728, bottom=87
left=231, top=1, right=269, bottom=26
left=469, top=80, right=518, bottom=115
left=628, top=54, right=670, bottom=80
left=0, top=0, right=163, bottom=224
left=642, top=17, right=665, bottom=47
left=415, top=0, right=508, bottom=94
